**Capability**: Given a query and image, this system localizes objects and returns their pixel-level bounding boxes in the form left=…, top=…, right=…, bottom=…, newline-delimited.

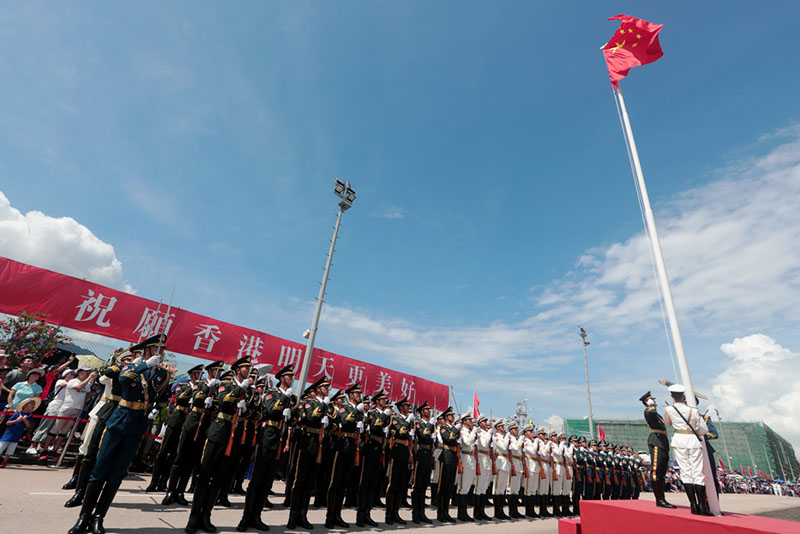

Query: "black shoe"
left=297, top=516, right=313, bottom=530
left=334, top=516, right=348, bottom=528
left=63, top=475, right=79, bottom=490
left=384, top=516, right=394, bottom=525
left=65, top=490, right=85, bottom=508
left=365, top=516, right=378, bottom=527
left=162, top=492, right=175, bottom=506
left=656, top=499, right=677, bottom=509
left=217, top=494, right=232, bottom=507
left=263, top=498, right=273, bottom=509
left=90, top=515, right=106, bottom=534
left=200, top=516, right=217, bottom=533
left=394, top=516, right=407, bottom=525
left=324, top=519, right=336, bottom=529
left=144, top=481, right=159, bottom=493
left=68, top=514, right=93, bottom=534
left=419, top=515, right=432, bottom=524
left=175, top=493, right=190, bottom=506
left=236, top=518, right=250, bottom=532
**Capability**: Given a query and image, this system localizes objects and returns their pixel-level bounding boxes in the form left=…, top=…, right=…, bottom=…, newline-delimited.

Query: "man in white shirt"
left=522, top=424, right=541, bottom=518
left=29, top=369, right=75, bottom=454
left=664, top=384, right=711, bottom=516
left=47, top=367, right=96, bottom=457
left=491, top=420, right=511, bottom=520
left=507, top=421, right=525, bottom=518
left=537, top=428, right=553, bottom=517
left=456, top=413, right=478, bottom=521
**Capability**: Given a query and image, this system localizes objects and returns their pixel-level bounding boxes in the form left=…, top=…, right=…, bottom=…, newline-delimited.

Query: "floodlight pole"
left=295, top=180, right=354, bottom=392
left=580, top=327, right=595, bottom=441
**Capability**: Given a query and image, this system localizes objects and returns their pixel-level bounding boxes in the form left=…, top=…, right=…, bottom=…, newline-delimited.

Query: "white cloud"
left=711, top=334, right=800, bottom=450
left=375, top=204, right=406, bottom=220
left=0, top=190, right=132, bottom=292
left=544, top=414, right=564, bottom=433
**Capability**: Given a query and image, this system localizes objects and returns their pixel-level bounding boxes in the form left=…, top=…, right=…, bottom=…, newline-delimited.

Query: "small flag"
left=602, top=14, right=664, bottom=87
left=718, top=459, right=725, bottom=471
left=740, top=464, right=744, bottom=475
left=598, top=425, right=606, bottom=441
left=759, top=470, right=765, bottom=479
left=473, top=391, right=480, bottom=419
left=748, top=465, right=753, bottom=477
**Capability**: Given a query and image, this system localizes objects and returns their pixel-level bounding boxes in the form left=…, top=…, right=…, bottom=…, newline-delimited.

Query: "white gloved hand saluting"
left=406, top=413, right=415, bottom=423
left=357, top=421, right=364, bottom=432
left=283, top=408, right=292, bottom=421
left=323, top=396, right=330, bottom=405
left=283, top=387, right=293, bottom=397
left=146, top=355, right=161, bottom=368
left=237, top=399, right=247, bottom=414
left=204, top=396, right=214, bottom=408
left=132, top=356, right=142, bottom=365
left=239, top=378, right=250, bottom=389
left=148, top=408, right=159, bottom=420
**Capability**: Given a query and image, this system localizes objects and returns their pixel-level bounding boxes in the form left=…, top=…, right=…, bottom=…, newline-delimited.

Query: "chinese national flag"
left=603, top=14, right=664, bottom=87
left=759, top=470, right=765, bottom=478
left=718, top=459, right=725, bottom=471
left=598, top=425, right=606, bottom=441
left=473, top=391, right=480, bottom=419
left=748, top=465, right=754, bottom=477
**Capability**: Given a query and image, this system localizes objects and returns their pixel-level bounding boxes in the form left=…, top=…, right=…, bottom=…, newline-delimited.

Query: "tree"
left=0, top=311, right=71, bottom=367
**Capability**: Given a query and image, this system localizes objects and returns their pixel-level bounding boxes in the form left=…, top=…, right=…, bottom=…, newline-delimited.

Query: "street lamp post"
left=579, top=327, right=595, bottom=441
left=295, top=179, right=356, bottom=392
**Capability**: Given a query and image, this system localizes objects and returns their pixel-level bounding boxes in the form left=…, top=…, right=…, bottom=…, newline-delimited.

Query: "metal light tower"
left=295, top=179, right=356, bottom=392
left=715, top=409, right=732, bottom=473
left=579, top=326, right=595, bottom=441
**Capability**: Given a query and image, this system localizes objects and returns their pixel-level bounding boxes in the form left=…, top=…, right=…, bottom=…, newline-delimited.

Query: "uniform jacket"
left=664, top=402, right=708, bottom=450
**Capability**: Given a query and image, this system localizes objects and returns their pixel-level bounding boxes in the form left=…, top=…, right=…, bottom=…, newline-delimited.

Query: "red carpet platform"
left=559, top=500, right=798, bottom=534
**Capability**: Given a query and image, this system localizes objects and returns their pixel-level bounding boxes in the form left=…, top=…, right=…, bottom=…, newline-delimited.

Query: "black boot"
left=494, top=494, right=509, bottom=520
left=685, top=484, right=699, bottom=515
left=511, top=494, right=525, bottom=518
left=573, top=493, right=581, bottom=516
left=91, top=482, right=120, bottom=534
left=65, top=458, right=94, bottom=508
left=695, top=484, right=713, bottom=516
left=456, top=494, right=467, bottom=521
left=538, top=494, right=552, bottom=517
left=64, top=456, right=84, bottom=490
left=69, top=480, right=103, bottom=534
left=201, top=485, right=221, bottom=533
left=525, top=495, right=538, bottom=518
left=654, top=480, right=677, bottom=508
left=563, top=495, right=573, bottom=516
left=473, top=493, right=483, bottom=521
left=145, top=462, right=162, bottom=492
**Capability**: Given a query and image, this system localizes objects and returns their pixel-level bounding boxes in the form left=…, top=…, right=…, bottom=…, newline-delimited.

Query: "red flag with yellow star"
left=603, top=15, right=663, bottom=87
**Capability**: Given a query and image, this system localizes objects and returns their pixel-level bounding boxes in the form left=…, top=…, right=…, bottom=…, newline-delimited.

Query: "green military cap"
left=131, top=333, right=167, bottom=352
left=275, top=364, right=295, bottom=379
left=187, top=364, right=204, bottom=374
left=231, top=356, right=252, bottom=370
left=372, top=390, right=388, bottom=402
left=417, top=401, right=431, bottom=412
left=440, top=406, right=454, bottom=418
left=330, top=389, right=344, bottom=402
left=205, top=360, right=225, bottom=372
left=345, top=383, right=362, bottom=395
left=395, top=397, right=410, bottom=408
left=220, top=370, right=234, bottom=380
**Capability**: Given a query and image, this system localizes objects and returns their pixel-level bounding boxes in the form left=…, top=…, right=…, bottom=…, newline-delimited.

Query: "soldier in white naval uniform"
left=550, top=431, right=566, bottom=516
left=491, top=420, right=511, bottom=520
left=537, top=428, right=553, bottom=517
left=560, top=432, right=575, bottom=516
left=506, top=421, right=525, bottom=518
left=456, top=413, right=478, bottom=522
left=664, top=384, right=711, bottom=516
left=474, top=415, right=494, bottom=521
left=521, top=424, right=541, bottom=518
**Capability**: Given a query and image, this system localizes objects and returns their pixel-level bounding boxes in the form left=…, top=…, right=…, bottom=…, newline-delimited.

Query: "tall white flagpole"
left=613, top=85, right=721, bottom=516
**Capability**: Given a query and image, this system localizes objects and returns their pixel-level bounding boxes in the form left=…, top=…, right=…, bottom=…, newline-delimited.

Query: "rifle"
left=491, top=448, right=497, bottom=476
left=538, top=457, right=546, bottom=479
left=474, top=445, right=480, bottom=477
left=457, top=442, right=463, bottom=474
left=551, top=457, right=557, bottom=481
left=522, top=453, right=529, bottom=479
left=315, top=401, right=327, bottom=464
left=354, top=428, right=361, bottom=466
left=225, top=408, right=240, bottom=456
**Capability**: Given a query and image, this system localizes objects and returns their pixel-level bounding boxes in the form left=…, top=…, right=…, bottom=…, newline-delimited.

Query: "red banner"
left=0, top=257, right=449, bottom=410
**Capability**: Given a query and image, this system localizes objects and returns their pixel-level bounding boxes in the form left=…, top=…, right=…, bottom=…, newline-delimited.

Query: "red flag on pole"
left=718, top=459, right=725, bottom=471
left=759, top=470, right=765, bottom=478
left=473, top=391, right=480, bottom=419
left=598, top=425, right=606, bottom=441
left=602, top=14, right=664, bottom=87
left=748, top=466, right=754, bottom=477
left=740, top=464, right=744, bottom=474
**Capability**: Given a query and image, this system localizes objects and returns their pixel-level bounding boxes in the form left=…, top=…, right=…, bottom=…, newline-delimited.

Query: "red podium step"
left=559, top=500, right=797, bottom=534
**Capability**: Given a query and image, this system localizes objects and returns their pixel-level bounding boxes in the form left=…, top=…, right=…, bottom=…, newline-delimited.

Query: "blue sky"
left=2, top=2, right=800, bottom=447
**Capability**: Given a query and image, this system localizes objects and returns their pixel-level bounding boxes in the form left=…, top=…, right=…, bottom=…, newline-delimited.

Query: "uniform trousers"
left=509, top=458, right=523, bottom=493
left=475, top=453, right=493, bottom=494
left=385, top=444, right=410, bottom=519
left=494, top=469, right=510, bottom=495
left=551, top=462, right=566, bottom=495
left=538, top=461, right=552, bottom=495
left=563, top=466, right=573, bottom=495
left=457, top=453, right=476, bottom=494
left=673, top=446, right=704, bottom=485
left=524, top=459, right=541, bottom=496
left=91, top=426, right=145, bottom=484
left=357, top=439, right=383, bottom=520
left=410, top=447, right=433, bottom=515
left=326, top=435, right=356, bottom=523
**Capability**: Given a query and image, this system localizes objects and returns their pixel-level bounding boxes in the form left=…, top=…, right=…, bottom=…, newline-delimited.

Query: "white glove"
left=383, top=408, right=391, bottom=416
left=188, top=397, right=194, bottom=407
left=357, top=421, right=364, bottom=432
left=145, top=355, right=161, bottom=368
left=383, top=426, right=390, bottom=436
left=158, top=425, right=167, bottom=439
left=132, top=356, right=142, bottom=365
left=471, top=427, right=479, bottom=439
left=239, top=378, right=250, bottom=389
left=204, top=396, right=214, bottom=408
left=409, top=429, right=415, bottom=438
left=283, top=408, right=292, bottom=421
left=237, top=400, right=247, bottom=414
left=323, top=396, right=330, bottom=405
left=207, top=379, right=219, bottom=388
left=455, top=423, right=463, bottom=431
left=321, top=416, right=329, bottom=426
left=283, top=387, right=293, bottom=397
left=356, top=403, right=365, bottom=412
left=148, top=408, right=159, bottom=420
left=406, top=413, right=415, bottom=423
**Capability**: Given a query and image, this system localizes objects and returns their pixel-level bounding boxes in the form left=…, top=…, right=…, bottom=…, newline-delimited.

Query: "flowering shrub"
left=0, top=311, right=71, bottom=367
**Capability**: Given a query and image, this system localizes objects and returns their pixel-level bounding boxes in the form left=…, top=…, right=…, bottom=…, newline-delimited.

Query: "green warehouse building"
left=563, top=418, right=798, bottom=481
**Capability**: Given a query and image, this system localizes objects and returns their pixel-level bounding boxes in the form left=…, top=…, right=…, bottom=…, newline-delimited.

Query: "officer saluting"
left=640, top=390, right=674, bottom=508
left=69, top=334, right=171, bottom=534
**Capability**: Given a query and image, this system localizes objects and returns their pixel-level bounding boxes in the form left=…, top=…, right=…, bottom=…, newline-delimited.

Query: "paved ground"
left=2, top=465, right=798, bottom=533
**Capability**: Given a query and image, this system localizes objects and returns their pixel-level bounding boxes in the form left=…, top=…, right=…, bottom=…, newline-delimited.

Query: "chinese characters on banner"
left=0, top=256, right=449, bottom=409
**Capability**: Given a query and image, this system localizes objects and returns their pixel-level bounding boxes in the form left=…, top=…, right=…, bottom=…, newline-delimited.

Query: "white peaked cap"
left=668, top=384, right=686, bottom=394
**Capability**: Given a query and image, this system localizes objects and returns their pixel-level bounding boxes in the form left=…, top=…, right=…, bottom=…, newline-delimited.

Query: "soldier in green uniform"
left=385, top=398, right=413, bottom=525
left=287, top=376, right=330, bottom=530
left=163, top=360, right=224, bottom=507
left=435, top=406, right=458, bottom=524
left=69, top=334, right=171, bottom=534
left=325, top=383, right=363, bottom=529
left=640, top=390, right=675, bottom=508
left=185, top=358, right=252, bottom=534
left=356, top=390, right=390, bottom=527
left=216, top=359, right=254, bottom=507
left=236, top=364, right=294, bottom=532
left=64, top=350, right=133, bottom=508
left=410, top=401, right=435, bottom=524
left=147, top=364, right=204, bottom=492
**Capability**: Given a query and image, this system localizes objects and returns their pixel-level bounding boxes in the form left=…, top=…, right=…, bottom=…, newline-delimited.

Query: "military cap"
left=373, top=390, right=388, bottom=402
left=597, top=439, right=606, bottom=447
left=130, top=333, right=167, bottom=352
left=362, top=394, right=371, bottom=403
left=345, top=383, right=362, bottom=395
left=205, top=360, right=225, bottom=372
left=396, top=397, right=411, bottom=408
left=508, top=420, right=518, bottom=430
left=614, top=444, right=621, bottom=451
left=220, top=370, right=234, bottom=380
left=538, top=427, right=547, bottom=435
left=523, top=423, right=534, bottom=433
left=639, top=390, right=654, bottom=404
left=256, top=376, right=267, bottom=387
left=559, top=432, right=567, bottom=439
left=589, top=439, right=597, bottom=446
left=231, top=357, right=252, bottom=371
left=436, top=413, right=445, bottom=422
left=492, top=419, right=505, bottom=430
left=441, top=406, right=455, bottom=418
left=668, top=383, right=686, bottom=396
left=248, top=367, right=259, bottom=378
left=417, top=400, right=431, bottom=412
left=578, top=436, right=587, bottom=443
left=330, top=389, right=344, bottom=402
left=310, top=376, right=331, bottom=391
left=569, top=434, right=578, bottom=442
left=476, top=414, right=488, bottom=425
left=275, top=364, right=295, bottom=379
left=113, top=349, right=133, bottom=364
left=460, top=411, right=473, bottom=422
left=550, top=430, right=558, bottom=438
left=187, top=364, right=205, bottom=374
left=627, top=446, right=634, bottom=452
